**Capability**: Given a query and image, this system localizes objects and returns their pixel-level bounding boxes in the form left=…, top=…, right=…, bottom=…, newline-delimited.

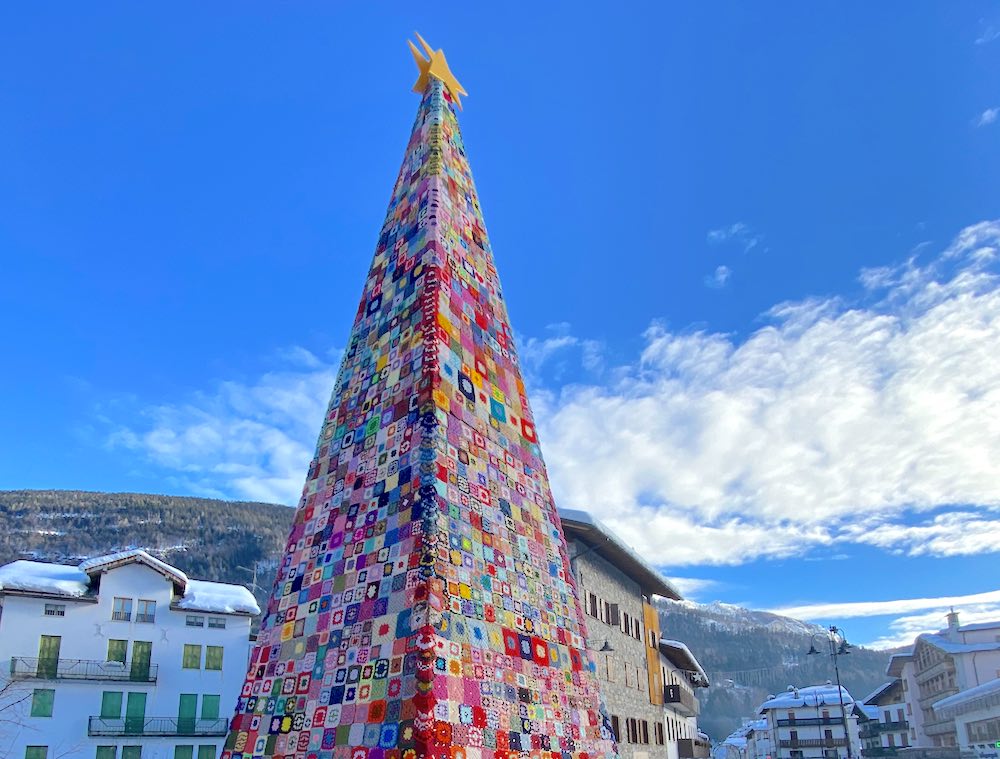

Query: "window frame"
left=107, top=639, right=127, bottom=664
left=185, top=615, right=205, bottom=628
left=205, top=645, right=223, bottom=671
left=135, top=599, right=156, bottom=624
left=43, top=603, right=65, bottom=617
left=207, top=617, right=226, bottom=629
left=30, top=689, right=54, bottom=718
left=112, top=597, right=133, bottom=622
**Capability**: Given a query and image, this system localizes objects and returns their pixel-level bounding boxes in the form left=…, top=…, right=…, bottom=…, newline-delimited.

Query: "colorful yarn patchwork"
left=223, top=78, right=618, bottom=759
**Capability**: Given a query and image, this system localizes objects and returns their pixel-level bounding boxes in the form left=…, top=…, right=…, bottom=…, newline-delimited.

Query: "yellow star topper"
left=408, top=33, right=468, bottom=110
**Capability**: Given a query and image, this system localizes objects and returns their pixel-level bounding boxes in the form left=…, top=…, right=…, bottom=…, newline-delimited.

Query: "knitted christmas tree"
left=223, top=36, right=619, bottom=759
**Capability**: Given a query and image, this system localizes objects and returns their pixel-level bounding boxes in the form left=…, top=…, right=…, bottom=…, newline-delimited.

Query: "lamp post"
left=808, top=626, right=853, bottom=759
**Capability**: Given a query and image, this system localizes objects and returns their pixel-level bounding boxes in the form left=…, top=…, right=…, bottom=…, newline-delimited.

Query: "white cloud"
left=537, top=220, right=1000, bottom=565
left=704, top=265, right=732, bottom=289
left=665, top=576, right=721, bottom=600
left=976, top=107, right=998, bottom=127
left=707, top=222, right=763, bottom=253
left=110, top=348, right=337, bottom=504
left=865, top=604, right=1000, bottom=649
left=110, top=221, right=1000, bottom=571
left=975, top=24, right=1000, bottom=45
left=769, top=589, right=1000, bottom=621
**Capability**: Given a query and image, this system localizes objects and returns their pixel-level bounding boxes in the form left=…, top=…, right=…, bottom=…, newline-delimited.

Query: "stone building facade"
left=560, top=509, right=710, bottom=759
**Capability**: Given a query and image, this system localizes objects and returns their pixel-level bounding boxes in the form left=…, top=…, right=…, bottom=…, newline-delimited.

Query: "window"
left=197, top=747, right=215, bottom=759
left=649, top=628, right=657, bottom=648
left=96, top=748, right=117, bottom=759
left=101, top=692, right=123, bottom=719
left=182, top=644, right=202, bottom=669
left=205, top=646, right=223, bottom=671
left=207, top=617, right=226, bottom=629
left=641, top=720, right=650, bottom=744
left=587, top=593, right=598, bottom=619
left=136, top=600, right=156, bottom=624
left=43, top=604, right=65, bottom=617
left=112, top=597, right=133, bottom=622
left=25, top=748, right=47, bottom=759
left=655, top=722, right=665, bottom=745
left=30, top=689, right=54, bottom=718
left=186, top=616, right=205, bottom=627
left=121, top=748, right=141, bottom=759
left=611, top=715, right=621, bottom=743
left=174, top=747, right=193, bottom=759
left=107, top=639, right=127, bottom=664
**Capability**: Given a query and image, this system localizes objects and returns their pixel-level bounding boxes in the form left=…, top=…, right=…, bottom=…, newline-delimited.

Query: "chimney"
left=946, top=607, right=961, bottom=640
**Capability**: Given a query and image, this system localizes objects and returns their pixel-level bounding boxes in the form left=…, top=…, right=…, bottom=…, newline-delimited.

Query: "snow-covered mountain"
left=665, top=598, right=826, bottom=637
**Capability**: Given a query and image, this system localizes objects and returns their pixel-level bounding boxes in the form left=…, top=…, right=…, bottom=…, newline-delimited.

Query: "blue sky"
left=2, top=3, right=999, bottom=649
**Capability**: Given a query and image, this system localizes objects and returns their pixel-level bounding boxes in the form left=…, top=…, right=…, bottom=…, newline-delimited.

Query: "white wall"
left=0, top=562, right=252, bottom=759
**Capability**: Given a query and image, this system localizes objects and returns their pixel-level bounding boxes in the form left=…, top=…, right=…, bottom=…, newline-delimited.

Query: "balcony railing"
left=678, top=737, right=712, bottom=759
left=135, top=613, right=155, bottom=624
left=664, top=684, right=700, bottom=716
left=860, top=720, right=908, bottom=739
left=923, top=719, right=957, bottom=737
left=111, top=611, right=131, bottom=622
left=10, top=657, right=157, bottom=683
left=861, top=747, right=899, bottom=757
left=778, top=717, right=844, bottom=727
left=779, top=738, right=849, bottom=748
left=88, top=716, right=228, bottom=737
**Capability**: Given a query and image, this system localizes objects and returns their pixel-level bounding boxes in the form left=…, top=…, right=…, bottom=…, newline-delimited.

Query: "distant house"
left=858, top=679, right=909, bottom=757
left=758, top=683, right=861, bottom=759
left=0, top=549, right=259, bottom=759
left=559, top=508, right=711, bottom=759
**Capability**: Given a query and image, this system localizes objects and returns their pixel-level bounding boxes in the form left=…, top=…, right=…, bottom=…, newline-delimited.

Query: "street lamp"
left=807, top=626, right=853, bottom=759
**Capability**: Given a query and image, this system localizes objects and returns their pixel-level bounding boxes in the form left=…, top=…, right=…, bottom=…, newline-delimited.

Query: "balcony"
left=664, top=683, right=700, bottom=717
left=923, top=719, right=957, bottom=737
left=135, top=613, right=155, bottom=624
left=915, top=659, right=954, bottom=685
left=88, top=716, right=228, bottom=737
left=860, top=721, right=908, bottom=739
left=778, top=717, right=844, bottom=727
left=10, top=657, right=157, bottom=683
left=679, top=737, right=712, bottom=758
left=861, top=748, right=899, bottom=758
left=919, top=687, right=958, bottom=709
left=779, top=738, right=849, bottom=748
left=111, top=611, right=131, bottom=622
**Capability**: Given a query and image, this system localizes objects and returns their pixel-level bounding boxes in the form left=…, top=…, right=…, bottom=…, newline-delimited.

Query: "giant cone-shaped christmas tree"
left=224, top=37, right=619, bottom=759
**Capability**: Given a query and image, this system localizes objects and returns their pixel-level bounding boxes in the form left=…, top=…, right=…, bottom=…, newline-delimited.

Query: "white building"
left=0, top=550, right=259, bottom=759
left=758, top=684, right=861, bottom=759
left=887, top=612, right=1000, bottom=751
left=933, top=677, right=1000, bottom=759
left=745, top=718, right=772, bottom=759
left=858, top=680, right=909, bottom=757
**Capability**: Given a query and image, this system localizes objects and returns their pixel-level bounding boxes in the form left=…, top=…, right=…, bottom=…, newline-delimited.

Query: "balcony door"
left=130, top=641, right=152, bottom=681
left=124, top=692, right=146, bottom=735
left=37, top=635, right=61, bottom=678
left=178, top=693, right=198, bottom=734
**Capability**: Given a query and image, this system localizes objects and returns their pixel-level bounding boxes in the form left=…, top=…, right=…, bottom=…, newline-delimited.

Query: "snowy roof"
left=0, top=551, right=258, bottom=616
left=919, top=632, right=1000, bottom=655
left=79, top=549, right=188, bottom=588
left=175, top=579, right=260, bottom=615
left=886, top=651, right=913, bottom=677
left=659, top=638, right=710, bottom=686
left=854, top=703, right=880, bottom=720
left=864, top=680, right=902, bottom=706
left=933, top=677, right=1000, bottom=718
left=957, top=621, right=1000, bottom=633
left=558, top=508, right=681, bottom=600
left=0, top=560, right=90, bottom=597
left=759, top=683, right=855, bottom=711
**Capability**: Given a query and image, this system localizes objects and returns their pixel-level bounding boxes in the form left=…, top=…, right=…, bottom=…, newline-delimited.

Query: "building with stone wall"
left=560, top=509, right=711, bottom=759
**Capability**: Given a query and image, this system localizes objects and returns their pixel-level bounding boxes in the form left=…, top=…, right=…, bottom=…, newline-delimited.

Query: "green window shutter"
left=25, top=748, right=48, bottom=759
left=121, top=748, right=141, bottom=759
left=200, top=694, right=221, bottom=720
left=182, top=644, right=202, bottom=669
left=174, top=747, right=194, bottom=759
left=96, top=748, right=117, bottom=759
left=205, top=646, right=223, bottom=671
left=196, top=746, right=216, bottom=759
left=30, top=689, right=54, bottom=718
left=178, top=693, right=198, bottom=734
left=100, top=691, right=123, bottom=719
left=107, top=639, right=127, bottom=663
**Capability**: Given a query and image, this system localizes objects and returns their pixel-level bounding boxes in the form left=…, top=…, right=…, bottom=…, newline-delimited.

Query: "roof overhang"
left=558, top=508, right=681, bottom=600
left=659, top=638, right=710, bottom=686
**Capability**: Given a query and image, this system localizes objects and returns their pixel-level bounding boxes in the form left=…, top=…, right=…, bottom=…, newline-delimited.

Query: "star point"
left=408, top=33, right=468, bottom=110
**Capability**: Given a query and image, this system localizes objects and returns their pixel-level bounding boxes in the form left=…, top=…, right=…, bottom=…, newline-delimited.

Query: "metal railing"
left=778, top=717, right=844, bottom=727
left=88, top=716, right=228, bottom=737
left=135, top=613, right=156, bottom=624
left=861, top=748, right=900, bottom=758
left=10, top=657, right=157, bottom=683
left=678, top=737, right=712, bottom=758
left=779, top=738, right=849, bottom=748
left=111, top=611, right=131, bottom=622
